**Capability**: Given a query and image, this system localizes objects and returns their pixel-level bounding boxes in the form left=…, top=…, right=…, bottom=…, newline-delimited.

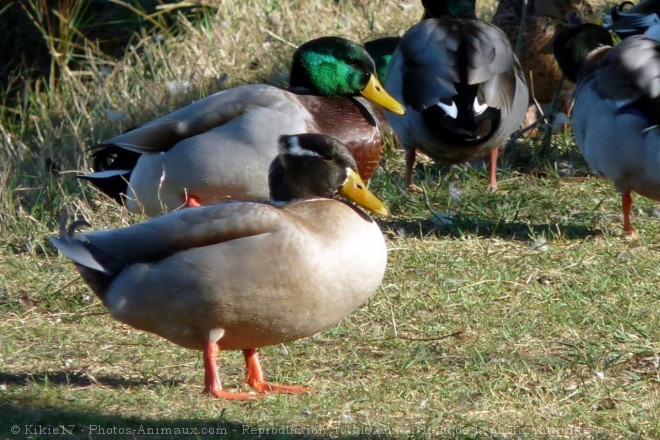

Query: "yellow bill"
left=360, top=74, right=406, bottom=116
left=339, top=169, right=388, bottom=217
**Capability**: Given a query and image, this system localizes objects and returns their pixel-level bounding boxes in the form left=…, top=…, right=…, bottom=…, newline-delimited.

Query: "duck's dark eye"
left=102, top=153, right=119, bottom=168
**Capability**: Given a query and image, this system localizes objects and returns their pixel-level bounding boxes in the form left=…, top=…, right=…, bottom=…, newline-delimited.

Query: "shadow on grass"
left=0, top=401, right=462, bottom=440
left=1, top=400, right=506, bottom=440
left=384, top=216, right=601, bottom=242
left=0, top=370, right=536, bottom=440
left=1, top=402, right=319, bottom=440
left=1, top=371, right=495, bottom=440
left=0, top=370, right=183, bottom=390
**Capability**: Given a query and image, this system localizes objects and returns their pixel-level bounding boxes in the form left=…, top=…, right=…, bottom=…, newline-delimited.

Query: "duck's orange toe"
left=242, top=348, right=314, bottom=395
left=203, top=387, right=260, bottom=400
left=246, top=380, right=315, bottom=395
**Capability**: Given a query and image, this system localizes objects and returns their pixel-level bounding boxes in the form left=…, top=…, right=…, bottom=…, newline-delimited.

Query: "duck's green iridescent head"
left=364, top=37, right=401, bottom=84
left=291, top=36, right=405, bottom=115
left=553, top=23, right=614, bottom=82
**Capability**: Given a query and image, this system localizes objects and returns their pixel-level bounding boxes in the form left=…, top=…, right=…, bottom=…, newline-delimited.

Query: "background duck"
left=492, top=0, right=593, bottom=123
left=81, top=36, right=404, bottom=217
left=363, top=36, right=403, bottom=138
left=384, top=0, right=529, bottom=191
left=554, top=23, right=660, bottom=237
left=605, top=0, right=660, bottom=39
left=364, top=37, right=401, bottom=85
left=51, top=133, right=388, bottom=400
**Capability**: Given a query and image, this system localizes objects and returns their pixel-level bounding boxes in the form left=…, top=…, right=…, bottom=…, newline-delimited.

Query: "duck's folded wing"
left=397, top=20, right=459, bottom=111
left=398, top=19, right=518, bottom=112
left=594, top=36, right=660, bottom=105
left=97, top=84, right=286, bottom=154
left=51, top=202, right=285, bottom=274
left=463, top=21, right=519, bottom=110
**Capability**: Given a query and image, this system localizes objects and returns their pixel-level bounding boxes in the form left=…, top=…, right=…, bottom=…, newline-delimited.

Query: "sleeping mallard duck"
left=554, top=23, right=660, bottom=237
left=81, top=36, right=404, bottom=217
left=384, top=0, right=529, bottom=191
left=51, top=133, right=388, bottom=399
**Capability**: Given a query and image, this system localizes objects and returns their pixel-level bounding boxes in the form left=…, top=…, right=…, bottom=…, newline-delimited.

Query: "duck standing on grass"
left=51, top=134, right=388, bottom=400
left=553, top=23, right=660, bottom=237
left=384, top=0, right=529, bottom=191
left=81, top=36, right=404, bottom=217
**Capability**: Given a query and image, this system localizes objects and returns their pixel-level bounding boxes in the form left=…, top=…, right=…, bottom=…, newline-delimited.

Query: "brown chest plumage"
left=298, top=96, right=383, bottom=181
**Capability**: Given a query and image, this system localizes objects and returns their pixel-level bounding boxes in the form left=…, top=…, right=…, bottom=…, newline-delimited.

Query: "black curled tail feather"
left=50, top=216, right=116, bottom=301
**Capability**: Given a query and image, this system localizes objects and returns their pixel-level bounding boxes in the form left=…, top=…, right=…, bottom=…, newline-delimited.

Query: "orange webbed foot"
left=246, top=380, right=315, bottom=395
left=243, top=348, right=315, bottom=396
left=203, top=339, right=260, bottom=400
left=203, top=387, right=260, bottom=400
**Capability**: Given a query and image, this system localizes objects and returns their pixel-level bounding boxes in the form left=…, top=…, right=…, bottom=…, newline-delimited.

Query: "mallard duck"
left=364, top=37, right=401, bottom=85
left=51, top=133, right=388, bottom=400
left=554, top=23, right=660, bottom=236
left=604, top=0, right=660, bottom=39
left=492, top=0, right=592, bottom=113
left=384, top=0, right=529, bottom=191
left=362, top=36, right=403, bottom=137
left=81, top=36, right=404, bottom=217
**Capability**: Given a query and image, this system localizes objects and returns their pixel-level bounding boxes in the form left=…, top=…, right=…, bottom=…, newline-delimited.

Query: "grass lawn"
left=0, top=1, right=657, bottom=439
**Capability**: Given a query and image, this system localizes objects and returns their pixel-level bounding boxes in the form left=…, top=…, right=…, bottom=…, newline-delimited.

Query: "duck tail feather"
left=50, top=216, right=110, bottom=275
left=51, top=215, right=119, bottom=300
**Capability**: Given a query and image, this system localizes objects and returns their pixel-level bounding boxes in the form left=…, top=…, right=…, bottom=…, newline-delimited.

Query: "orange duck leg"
left=487, top=148, right=500, bottom=192
left=203, top=341, right=257, bottom=400
left=622, top=191, right=638, bottom=239
left=243, top=348, right=315, bottom=395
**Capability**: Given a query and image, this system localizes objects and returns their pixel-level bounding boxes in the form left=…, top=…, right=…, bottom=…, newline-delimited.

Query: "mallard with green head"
left=52, top=133, right=388, bottom=399
left=361, top=36, right=403, bottom=137
left=384, top=0, right=529, bottom=191
left=554, top=23, right=660, bottom=237
left=364, top=37, right=401, bottom=85
left=81, top=36, right=404, bottom=217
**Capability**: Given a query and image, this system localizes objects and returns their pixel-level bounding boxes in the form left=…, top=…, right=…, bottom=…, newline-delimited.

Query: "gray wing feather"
left=399, top=18, right=522, bottom=112
left=595, top=36, right=660, bottom=104
left=51, top=203, right=283, bottom=273
left=101, top=85, right=284, bottom=153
